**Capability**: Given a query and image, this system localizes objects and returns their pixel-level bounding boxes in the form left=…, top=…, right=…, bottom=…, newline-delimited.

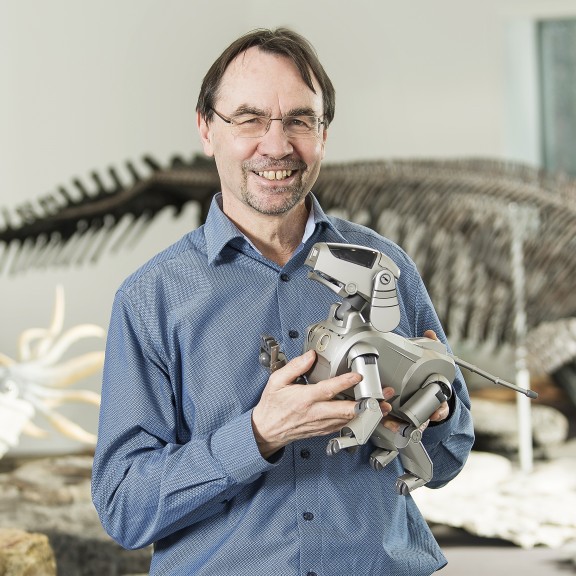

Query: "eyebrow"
left=231, top=105, right=320, bottom=118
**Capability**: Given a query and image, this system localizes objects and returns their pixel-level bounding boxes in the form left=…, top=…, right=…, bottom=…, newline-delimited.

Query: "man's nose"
left=257, top=119, right=294, bottom=158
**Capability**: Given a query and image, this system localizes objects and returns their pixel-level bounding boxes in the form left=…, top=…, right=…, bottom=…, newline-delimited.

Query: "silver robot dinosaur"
left=260, top=242, right=537, bottom=495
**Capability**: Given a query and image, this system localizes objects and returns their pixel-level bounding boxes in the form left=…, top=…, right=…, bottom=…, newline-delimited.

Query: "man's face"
left=198, top=47, right=327, bottom=219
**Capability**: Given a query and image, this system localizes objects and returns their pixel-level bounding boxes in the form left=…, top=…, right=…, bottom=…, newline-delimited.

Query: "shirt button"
left=280, top=273, right=290, bottom=281
left=289, top=330, right=299, bottom=339
left=300, top=449, right=311, bottom=459
left=303, top=512, right=314, bottom=521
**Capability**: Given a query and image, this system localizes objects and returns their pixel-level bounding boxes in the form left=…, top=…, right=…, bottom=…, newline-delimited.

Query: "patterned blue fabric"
left=92, top=193, right=474, bottom=576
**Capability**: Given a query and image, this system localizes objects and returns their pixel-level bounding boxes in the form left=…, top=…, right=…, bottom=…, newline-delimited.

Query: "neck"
left=224, top=199, right=309, bottom=266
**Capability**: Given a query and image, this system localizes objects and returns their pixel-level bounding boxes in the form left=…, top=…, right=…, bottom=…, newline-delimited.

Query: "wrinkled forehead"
left=216, top=47, right=323, bottom=114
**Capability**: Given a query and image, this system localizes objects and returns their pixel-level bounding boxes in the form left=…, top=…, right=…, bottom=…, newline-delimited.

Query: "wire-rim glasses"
left=210, top=108, right=324, bottom=139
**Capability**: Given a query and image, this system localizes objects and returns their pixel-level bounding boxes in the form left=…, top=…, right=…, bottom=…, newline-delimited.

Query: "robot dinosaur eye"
left=327, top=246, right=377, bottom=268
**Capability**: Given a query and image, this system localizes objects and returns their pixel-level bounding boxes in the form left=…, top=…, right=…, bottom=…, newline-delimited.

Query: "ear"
left=197, top=110, right=214, bottom=157
left=320, top=126, right=328, bottom=160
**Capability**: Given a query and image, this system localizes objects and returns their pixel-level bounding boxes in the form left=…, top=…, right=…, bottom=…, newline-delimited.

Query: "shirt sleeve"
left=406, top=265, right=475, bottom=489
left=91, top=289, right=277, bottom=549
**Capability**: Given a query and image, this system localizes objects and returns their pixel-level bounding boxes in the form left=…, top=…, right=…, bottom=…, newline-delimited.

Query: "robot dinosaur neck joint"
left=334, top=295, right=366, bottom=321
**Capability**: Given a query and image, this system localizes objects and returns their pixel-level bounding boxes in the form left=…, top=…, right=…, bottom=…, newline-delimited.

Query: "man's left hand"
left=379, top=328, right=450, bottom=433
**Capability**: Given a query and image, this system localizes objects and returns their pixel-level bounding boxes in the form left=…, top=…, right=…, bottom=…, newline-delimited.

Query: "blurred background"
left=1, top=1, right=575, bottom=573
left=0, top=0, right=576, bottom=480
left=4, top=0, right=574, bottom=453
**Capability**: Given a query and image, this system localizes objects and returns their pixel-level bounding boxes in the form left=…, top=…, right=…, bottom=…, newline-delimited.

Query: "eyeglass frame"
left=209, top=107, right=325, bottom=138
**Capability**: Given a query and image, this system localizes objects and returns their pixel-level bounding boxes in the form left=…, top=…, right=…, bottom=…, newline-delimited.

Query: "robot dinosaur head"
left=305, top=242, right=401, bottom=333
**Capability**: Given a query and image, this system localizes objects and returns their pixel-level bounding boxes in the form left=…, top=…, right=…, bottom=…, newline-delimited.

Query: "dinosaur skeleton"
left=1, top=155, right=575, bottom=397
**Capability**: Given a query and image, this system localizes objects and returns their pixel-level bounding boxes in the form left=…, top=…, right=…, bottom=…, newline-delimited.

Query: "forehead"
left=216, top=46, right=323, bottom=113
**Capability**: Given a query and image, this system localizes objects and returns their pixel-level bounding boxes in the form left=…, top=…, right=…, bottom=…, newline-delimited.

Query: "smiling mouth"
left=255, top=169, right=294, bottom=181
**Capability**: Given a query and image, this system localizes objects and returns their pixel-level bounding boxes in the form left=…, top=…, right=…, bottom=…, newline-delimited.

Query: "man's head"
left=197, top=28, right=335, bottom=128
left=196, top=28, right=335, bottom=220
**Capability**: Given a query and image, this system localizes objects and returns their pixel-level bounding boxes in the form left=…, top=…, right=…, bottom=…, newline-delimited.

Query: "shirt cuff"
left=210, top=410, right=280, bottom=484
left=423, top=393, right=461, bottom=445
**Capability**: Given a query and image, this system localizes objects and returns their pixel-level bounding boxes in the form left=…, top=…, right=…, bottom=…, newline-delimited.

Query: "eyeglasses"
left=210, top=108, right=324, bottom=139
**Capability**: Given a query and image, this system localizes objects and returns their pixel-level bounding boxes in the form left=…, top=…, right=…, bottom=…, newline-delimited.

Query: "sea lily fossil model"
left=0, top=285, right=104, bottom=458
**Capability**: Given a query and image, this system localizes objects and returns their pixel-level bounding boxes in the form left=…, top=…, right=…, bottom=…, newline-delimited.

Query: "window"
left=538, top=19, right=576, bottom=176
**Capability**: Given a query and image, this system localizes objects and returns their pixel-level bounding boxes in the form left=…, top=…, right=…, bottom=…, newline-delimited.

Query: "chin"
left=245, top=187, right=305, bottom=216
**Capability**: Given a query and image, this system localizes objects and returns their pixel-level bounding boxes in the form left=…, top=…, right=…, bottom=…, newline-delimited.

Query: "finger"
left=423, top=329, right=438, bottom=340
left=305, top=398, right=358, bottom=428
left=268, top=349, right=316, bottom=389
left=379, top=400, right=392, bottom=416
left=382, top=387, right=395, bottom=400
left=290, top=412, right=358, bottom=440
left=380, top=415, right=403, bottom=434
left=312, top=371, right=363, bottom=401
left=381, top=416, right=430, bottom=435
left=429, top=401, right=449, bottom=422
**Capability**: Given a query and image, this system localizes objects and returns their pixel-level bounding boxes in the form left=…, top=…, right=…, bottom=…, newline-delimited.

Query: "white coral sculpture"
left=0, top=285, right=104, bottom=458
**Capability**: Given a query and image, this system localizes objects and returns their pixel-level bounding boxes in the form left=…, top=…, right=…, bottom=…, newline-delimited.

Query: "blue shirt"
left=92, top=193, right=474, bottom=576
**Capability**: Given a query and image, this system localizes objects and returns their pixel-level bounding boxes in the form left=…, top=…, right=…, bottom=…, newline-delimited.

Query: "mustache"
left=243, top=159, right=307, bottom=172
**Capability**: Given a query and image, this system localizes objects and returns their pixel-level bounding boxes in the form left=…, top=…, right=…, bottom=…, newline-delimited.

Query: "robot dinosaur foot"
left=395, top=474, right=428, bottom=495
left=326, top=435, right=357, bottom=455
left=369, top=447, right=398, bottom=471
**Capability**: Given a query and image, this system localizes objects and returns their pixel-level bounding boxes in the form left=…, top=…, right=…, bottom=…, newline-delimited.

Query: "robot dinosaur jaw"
left=306, top=270, right=350, bottom=298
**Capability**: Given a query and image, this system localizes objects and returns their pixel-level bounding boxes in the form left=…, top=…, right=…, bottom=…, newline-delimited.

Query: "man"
left=92, top=28, right=474, bottom=575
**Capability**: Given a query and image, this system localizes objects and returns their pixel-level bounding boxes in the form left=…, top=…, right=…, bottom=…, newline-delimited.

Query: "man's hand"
left=380, top=329, right=450, bottom=435
left=422, top=329, right=450, bottom=423
left=252, top=329, right=451, bottom=458
left=252, top=349, right=363, bottom=459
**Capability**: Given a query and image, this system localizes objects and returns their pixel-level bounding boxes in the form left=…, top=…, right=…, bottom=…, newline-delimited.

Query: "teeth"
left=257, top=170, right=293, bottom=181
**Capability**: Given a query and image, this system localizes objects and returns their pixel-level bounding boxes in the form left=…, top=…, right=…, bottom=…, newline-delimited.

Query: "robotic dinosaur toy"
left=260, top=242, right=537, bottom=495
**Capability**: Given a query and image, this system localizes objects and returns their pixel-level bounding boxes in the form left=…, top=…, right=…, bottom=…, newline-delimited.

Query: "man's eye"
left=286, top=117, right=315, bottom=129
left=235, top=116, right=266, bottom=126
left=286, top=117, right=306, bottom=127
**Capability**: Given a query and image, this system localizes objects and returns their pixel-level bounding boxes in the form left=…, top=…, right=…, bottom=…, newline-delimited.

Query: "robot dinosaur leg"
left=326, top=346, right=384, bottom=455
left=327, top=397, right=383, bottom=455
left=396, top=436, right=433, bottom=495
left=369, top=421, right=433, bottom=495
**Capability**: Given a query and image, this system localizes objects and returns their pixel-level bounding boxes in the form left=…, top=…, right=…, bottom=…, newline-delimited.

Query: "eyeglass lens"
left=231, top=116, right=320, bottom=138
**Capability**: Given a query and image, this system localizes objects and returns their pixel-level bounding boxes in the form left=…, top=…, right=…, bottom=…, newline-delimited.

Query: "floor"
left=431, top=384, right=576, bottom=575
left=433, top=525, right=576, bottom=575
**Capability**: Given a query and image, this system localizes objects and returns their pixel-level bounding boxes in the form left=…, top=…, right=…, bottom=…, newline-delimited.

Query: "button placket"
left=293, top=441, right=322, bottom=574
left=276, top=268, right=304, bottom=358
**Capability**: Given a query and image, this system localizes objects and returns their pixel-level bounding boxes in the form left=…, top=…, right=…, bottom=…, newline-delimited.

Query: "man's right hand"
left=251, top=349, right=363, bottom=459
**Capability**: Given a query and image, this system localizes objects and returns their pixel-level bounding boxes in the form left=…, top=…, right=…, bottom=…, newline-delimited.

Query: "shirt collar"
left=204, top=192, right=337, bottom=265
